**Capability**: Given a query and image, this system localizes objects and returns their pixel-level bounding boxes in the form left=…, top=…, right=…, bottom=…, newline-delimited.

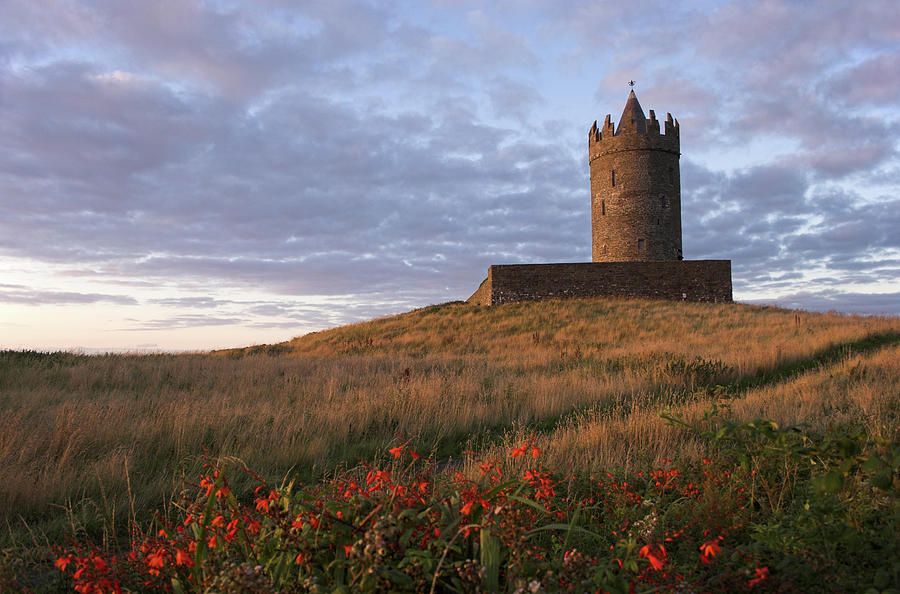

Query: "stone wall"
left=467, top=260, right=732, bottom=306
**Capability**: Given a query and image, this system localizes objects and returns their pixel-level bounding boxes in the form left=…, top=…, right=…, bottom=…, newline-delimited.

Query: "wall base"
left=467, top=261, right=732, bottom=306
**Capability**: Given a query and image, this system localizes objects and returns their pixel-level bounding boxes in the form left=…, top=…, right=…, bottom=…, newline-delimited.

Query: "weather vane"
left=628, top=80, right=635, bottom=88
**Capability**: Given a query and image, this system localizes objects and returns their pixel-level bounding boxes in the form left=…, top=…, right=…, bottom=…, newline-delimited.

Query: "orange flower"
left=54, top=555, right=73, bottom=572
left=460, top=501, right=474, bottom=515
left=389, top=445, right=405, bottom=459
left=226, top=518, right=240, bottom=540
left=531, top=445, right=541, bottom=459
left=749, top=567, right=769, bottom=587
left=92, top=556, right=108, bottom=572
left=295, top=552, right=305, bottom=565
left=510, top=444, right=527, bottom=458
left=409, top=450, right=420, bottom=460
left=175, top=549, right=194, bottom=567
left=146, top=549, right=166, bottom=576
left=699, top=539, right=721, bottom=564
left=638, top=543, right=667, bottom=571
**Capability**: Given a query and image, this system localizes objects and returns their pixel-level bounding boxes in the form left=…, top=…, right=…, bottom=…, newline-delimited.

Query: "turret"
left=589, top=91, right=682, bottom=262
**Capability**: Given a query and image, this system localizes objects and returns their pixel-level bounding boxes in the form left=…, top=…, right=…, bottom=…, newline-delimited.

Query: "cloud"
left=744, top=291, right=900, bottom=316
left=822, top=53, right=900, bottom=107
left=1, top=0, right=899, bottom=348
left=124, top=314, right=245, bottom=330
left=0, top=284, right=137, bottom=306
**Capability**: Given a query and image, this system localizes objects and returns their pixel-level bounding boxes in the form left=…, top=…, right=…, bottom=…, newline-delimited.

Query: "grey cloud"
left=1, top=0, right=898, bottom=341
left=0, top=284, right=137, bottom=306
left=681, top=159, right=898, bottom=306
left=151, top=297, right=233, bottom=309
left=560, top=1, right=900, bottom=181
left=1, top=51, right=584, bottom=299
left=124, top=314, right=245, bottom=330
left=487, top=76, right=544, bottom=122
left=822, top=53, right=900, bottom=107
left=744, top=291, right=900, bottom=316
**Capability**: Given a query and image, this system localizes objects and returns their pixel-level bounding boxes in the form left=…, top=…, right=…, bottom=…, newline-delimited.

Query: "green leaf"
left=861, top=456, right=885, bottom=472
left=480, top=528, right=501, bottom=592
left=506, top=494, right=552, bottom=516
left=871, top=470, right=893, bottom=490
left=523, top=523, right=605, bottom=541
left=822, top=470, right=844, bottom=493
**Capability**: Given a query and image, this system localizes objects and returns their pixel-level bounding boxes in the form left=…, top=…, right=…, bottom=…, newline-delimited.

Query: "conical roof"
left=615, top=90, right=646, bottom=134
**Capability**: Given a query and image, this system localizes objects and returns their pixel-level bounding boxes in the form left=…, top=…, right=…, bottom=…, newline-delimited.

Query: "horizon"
left=2, top=1, right=898, bottom=351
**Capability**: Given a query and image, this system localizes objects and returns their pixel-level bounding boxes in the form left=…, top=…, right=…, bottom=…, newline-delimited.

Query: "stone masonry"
left=467, top=261, right=732, bottom=306
left=590, top=91, right=682, bottom=262
left=468, top=91, right=732, bottom=306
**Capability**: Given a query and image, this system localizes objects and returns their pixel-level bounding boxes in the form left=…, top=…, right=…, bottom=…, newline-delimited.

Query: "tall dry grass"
left=531, top=342, right=900, bottom=476
left=1, top=298, right=897, bottom=543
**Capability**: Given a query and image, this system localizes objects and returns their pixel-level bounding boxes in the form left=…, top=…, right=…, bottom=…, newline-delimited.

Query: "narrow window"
left=601, top=200, right=606, bottom=215
left=611, top=170, right=616, bottom=187
left=656, top=218, right=660, bottom=225
left=637, top=239, right=645, bottom=250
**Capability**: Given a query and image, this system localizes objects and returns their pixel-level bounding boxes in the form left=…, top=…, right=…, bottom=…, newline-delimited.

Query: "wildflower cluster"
left=54, top=441, right=780, bottom=593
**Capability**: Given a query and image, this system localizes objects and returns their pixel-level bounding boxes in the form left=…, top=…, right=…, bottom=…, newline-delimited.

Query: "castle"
left=468, top=90, right=732, bottom=305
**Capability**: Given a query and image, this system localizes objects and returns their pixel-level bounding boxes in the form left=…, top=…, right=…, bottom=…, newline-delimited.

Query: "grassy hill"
left=2, top=297, right=897, bottom=551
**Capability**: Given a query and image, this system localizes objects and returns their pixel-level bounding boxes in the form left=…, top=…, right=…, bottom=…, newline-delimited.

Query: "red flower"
left=54, top=555, right=73, bottom=572
left=460, top=501, right=474, bottom=515
left=146, top=549, right=167, bottom=576
left=389, top=445, right=405, bottom=459
left=225, top=518, right=240, bottom=541
left=409, top=450, right=421, bottom=460
left=295, top=552, right=305, bottom=564
left=699, top=539, right=721, bottom=564
left=246, top=518, right=261, bottom=534
left=749, top=567, right=769, bottom=587
left=92, top=556, right=109, bottom=572
left=639, top=543, right=667, bottom=571
left=510, top=444, right=527, bottom=458
left=531, top=445, right=541, bottom=459
left=175, top=549, right=194, bottom=567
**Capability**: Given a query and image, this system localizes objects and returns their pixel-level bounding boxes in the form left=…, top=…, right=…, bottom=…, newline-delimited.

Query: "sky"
left=1, top=0, right=898, bottom=352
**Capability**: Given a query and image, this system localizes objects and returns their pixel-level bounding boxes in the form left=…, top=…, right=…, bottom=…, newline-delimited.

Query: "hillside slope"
left=3, top=298, right=899, bottom=546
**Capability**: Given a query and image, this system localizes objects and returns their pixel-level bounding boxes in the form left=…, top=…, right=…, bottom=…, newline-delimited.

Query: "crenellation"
left=647, top=110, right=660, bottom=134
left=591, top=91, right=682, bottom=262
left=664, top=113, right=678, bottom=138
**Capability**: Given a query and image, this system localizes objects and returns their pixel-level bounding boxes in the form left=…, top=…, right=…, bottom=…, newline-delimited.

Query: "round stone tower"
left=588, top=91, right=682, bottom=262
